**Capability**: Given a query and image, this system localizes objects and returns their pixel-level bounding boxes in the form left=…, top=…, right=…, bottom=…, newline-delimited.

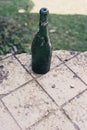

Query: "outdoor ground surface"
left=0, top=50, right=87, bottom=130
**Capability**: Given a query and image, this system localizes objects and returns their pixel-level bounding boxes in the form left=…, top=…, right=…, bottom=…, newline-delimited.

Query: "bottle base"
left=32, top=67, right=50, bottom=74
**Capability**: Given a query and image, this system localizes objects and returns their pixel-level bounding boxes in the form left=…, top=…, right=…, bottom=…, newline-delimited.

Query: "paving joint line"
left=12, top=53, right=83, bottom=130
left=32, top=76, right=83, bottom=130
left=1, top=53, right=83, bottom=101
left=13, top=54, right=63, bottom=77
left=13, top=53, right=70, bottom=82
left=65, top=63, right=87, bottom=86
left=28, top=110, right=55, bottom=129
left=60, top=88, right=87, bottom=108
left=56, top=52, right=80, bottom=63
left=0, top=54, right=12, bottom=61
left=14, top=53, right=86, bottom=111
left=61, top=108, right=80, bottom=130
left=64, top=52, right=80, bottom=61
left=1, top=54, right=59, bottom=112
left=0, top=79, right=33, bottom=99
left=29, top=103, right=81, bottom=130
left=55, top=52, right=80, bottom=69
left=4, top=54, right=61, bottom=129
left=0, top=52, right=85, bottom=130
left=0, top=93, right=9, bottom=99
left=35, top=79, right=59, bottom=107
left=28, top=106, right=79, bottom=130
left=57, top=55, right=87, bottom=86
left=0, top=99, right=22, bottom=130
left=13, top=54, right=41, bottom=79
left=14, top=54, right=60, bottom=107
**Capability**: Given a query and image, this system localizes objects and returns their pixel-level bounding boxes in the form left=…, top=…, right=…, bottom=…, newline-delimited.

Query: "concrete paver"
left=2, top=80, right=57, bottom=130
left=29, top=110, right=76, bottom=130
left=0, top=55, right=32, bottom=95
left=53, top=50, right=79, bottom=62
left=0, top=50, right=87, bottom=130
left=66, top=52, right=87, bottom=85
left=38, top=64, right=86, bottom=106
left=63, top=90, right=87, bottom=130
left=0, top=101, right=20, bottom=130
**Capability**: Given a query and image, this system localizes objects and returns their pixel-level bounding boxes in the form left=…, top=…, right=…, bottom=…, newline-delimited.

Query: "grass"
left=0, top=1, right=87, bottom=55
left=49, top=14, right=87, bottom=52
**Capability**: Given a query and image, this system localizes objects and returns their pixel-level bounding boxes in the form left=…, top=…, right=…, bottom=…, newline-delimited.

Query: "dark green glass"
left=31, top=8, right=52, bottom=74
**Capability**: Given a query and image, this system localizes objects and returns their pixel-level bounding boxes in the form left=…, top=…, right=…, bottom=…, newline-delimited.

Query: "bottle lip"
left=40, top=8, right=49, bottom=15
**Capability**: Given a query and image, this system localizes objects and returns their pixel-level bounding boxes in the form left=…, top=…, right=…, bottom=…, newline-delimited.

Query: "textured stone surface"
left=0, top=101, right=20, bottom=130
left=55, top=50, right=79, bottom=62
left=38, top=64, right=86, bottom=106
left=63, top=90, right=87, bottom=130
left=66, top=52, right=87, bottom=84
left=0, top=53, right=12, bottom=61
left=0, top=55, right=32, bottom=95
left=2, top=81, right=57, bottom=129
left=0, top=50, right=87, bottom=130
left=29, top=110, right=76, bottom=130
left=16, top=53, right=42, bottom=77
left=51, top=51, right=61, bottom=68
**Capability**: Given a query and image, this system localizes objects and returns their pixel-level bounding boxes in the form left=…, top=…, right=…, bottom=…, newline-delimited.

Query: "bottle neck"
left=39, top=23, right=48, bottom=37
left=39, top=12, right=49, bottom=37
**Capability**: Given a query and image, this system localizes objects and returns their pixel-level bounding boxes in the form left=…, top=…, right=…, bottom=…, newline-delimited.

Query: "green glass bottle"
left=31, top=8, right=52, bottom=74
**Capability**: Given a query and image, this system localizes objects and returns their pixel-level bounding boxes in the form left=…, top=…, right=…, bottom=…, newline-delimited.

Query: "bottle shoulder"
left=32, top=31, right=52, bottom=49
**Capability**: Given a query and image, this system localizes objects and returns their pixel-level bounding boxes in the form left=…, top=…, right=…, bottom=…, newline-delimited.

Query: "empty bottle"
left=31, top=8, right=52, bottom=74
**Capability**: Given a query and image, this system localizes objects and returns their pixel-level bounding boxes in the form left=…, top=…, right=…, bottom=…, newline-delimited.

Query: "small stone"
left=14, top=106, right=17, bottom=109
left=49, top=29, right=56, bottom=33
left=52, top=84, right=56, bottom=88
left=73, top=74, right=78, bottom=78
left=70, top=85, right=74, bottom=88
left=18, top=9, right=25, bottom=13
left=64, top=59, right=68, bottom=62
left=70, top=51, right=76, bottom=55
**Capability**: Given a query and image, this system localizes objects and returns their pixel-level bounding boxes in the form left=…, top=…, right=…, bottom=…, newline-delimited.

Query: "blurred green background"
left=0, top=0, right=87, bottom=55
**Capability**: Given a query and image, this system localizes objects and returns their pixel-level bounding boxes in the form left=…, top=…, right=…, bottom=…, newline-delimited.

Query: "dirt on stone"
left=0, top=65, right=9, bottom=83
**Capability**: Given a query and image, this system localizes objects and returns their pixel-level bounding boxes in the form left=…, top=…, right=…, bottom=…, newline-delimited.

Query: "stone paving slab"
left=29, top=110, right=76, bottom=130
left=53, top=50, right=79, bottom=62
left=2, top=80, right=57, bottom=130
left=63, top=90, right=87, bottom=130
left=0, top=55, right=32, bottom=96
left=0, top=50, right=87, bottom=130
left=37, top=64, right=86, bottom=106
left=66, top=52, right=87, bottom=85
left=0, top=101, right=20, bottom=130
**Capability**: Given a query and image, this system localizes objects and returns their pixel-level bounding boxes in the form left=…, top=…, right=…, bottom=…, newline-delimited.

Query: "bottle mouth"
left=40, top=8, right=49, bottom=14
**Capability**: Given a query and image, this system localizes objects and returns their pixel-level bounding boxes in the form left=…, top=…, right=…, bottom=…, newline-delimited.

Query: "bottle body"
left=31, top=8, right=52, bottom=74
